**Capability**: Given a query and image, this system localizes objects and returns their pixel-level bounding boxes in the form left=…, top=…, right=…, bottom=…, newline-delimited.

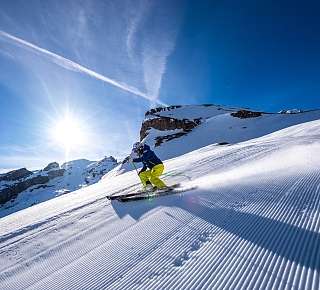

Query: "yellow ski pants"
left=139, top=164, right=167, bottom=189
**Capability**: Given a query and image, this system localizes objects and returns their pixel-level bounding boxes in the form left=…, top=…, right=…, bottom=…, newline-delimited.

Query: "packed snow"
left=0, top=119, right=319, bottom=289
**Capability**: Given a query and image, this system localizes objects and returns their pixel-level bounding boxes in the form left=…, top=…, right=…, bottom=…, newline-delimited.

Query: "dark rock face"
left=0, top=168, right=33, bottom=182
left=155, top=132, right=188, bottom=147
left=98, top=156, right=117, bottom=165
left=140, top=106, right=203, bottom=146
left=145, top=105, right=182, bottom=116
left=0, top=175, right=50, bottom=204
left=231, top=110, right=262, bottom=119
left=140, top=115, right=202, bottom=141
left=0, top=168, right=66, bottom=205
left=106, top=156, right=117, bottom=163
left=85, top=156, right=118, bottom=184
left=47, top=169, right=65, bottom=179
left=140, top=117, right=201, bottom=140
left=0, top=188, right=14, bottom=204
left=0, top=157, right=118, bottom=208
left=43, top=162, right=60, bottom=171
left=24, top=175, right=50, bottom=188
left=30, top=184, right=50, bottom=192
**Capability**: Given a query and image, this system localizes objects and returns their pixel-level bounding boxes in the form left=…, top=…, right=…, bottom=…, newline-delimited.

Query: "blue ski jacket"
left=132, top=144, right=163, bottom=172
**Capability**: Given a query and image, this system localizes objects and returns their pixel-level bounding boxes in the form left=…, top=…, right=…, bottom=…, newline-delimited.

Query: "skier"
left=129, top=142, right=167, bottom=191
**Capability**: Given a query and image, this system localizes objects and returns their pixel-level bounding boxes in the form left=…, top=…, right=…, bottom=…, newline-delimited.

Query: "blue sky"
left=0, top=0, right=320, bottom=171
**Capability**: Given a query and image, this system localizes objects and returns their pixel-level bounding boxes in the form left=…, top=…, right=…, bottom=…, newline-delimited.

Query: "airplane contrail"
left=0, top=30, right=166, bottom=105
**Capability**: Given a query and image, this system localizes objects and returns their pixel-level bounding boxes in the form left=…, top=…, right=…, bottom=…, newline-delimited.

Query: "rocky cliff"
left=0, top=165, right=66, bottom=204
left=100, top=104, right=320, bottom=183
left=0, top=156, right=118, bottom=216
left=139, top=105, right=265, bottom=146
left=140, top=105, right=204, bottom=146
left=138, top=105, right=319, bottom=161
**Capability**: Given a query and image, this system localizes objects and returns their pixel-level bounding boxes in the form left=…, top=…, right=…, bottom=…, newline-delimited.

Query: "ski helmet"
left=133, top=142, right=143, bottom=153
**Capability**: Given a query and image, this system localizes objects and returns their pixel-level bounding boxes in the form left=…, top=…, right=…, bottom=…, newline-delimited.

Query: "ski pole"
left=130, top=160, right=139, bottom=175
left=130, top=161, right=143, bottom=185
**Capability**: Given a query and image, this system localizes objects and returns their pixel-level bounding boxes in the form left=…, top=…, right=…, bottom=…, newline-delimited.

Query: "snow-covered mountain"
left=0, top=156, right=117, bottom=217
left=142, top=105, right=320, bottom=159
left=0, top=115, right=319, bottom=290
left=105, top=104, right=320, bottom=178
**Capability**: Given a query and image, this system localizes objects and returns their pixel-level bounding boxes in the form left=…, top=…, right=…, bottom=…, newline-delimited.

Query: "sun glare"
left=51, top=115, right=86, bottom=152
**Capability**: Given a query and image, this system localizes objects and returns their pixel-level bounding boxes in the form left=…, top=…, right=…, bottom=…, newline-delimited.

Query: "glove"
left=129, top=151, right=137, bottom=162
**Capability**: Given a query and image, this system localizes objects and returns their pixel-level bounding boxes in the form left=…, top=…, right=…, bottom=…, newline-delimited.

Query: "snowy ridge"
left=0, top=157, right=118, bottom=218
left=145, top=105, right=320, bottom=160
left=105, top=105, right=320, bottom=178
left=0, top=119, right=319, bottom=289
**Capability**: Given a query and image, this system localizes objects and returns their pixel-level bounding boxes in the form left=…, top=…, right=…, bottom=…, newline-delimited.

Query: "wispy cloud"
left=0, top=48, right=15, bottom=60
left=0, top=30, right=165, bottom=104
left=126, top=0, right=151, bottom=61
left=126, top=1, right=183, bottom=104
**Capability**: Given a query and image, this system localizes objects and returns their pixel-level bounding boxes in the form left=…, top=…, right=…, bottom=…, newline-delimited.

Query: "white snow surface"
left=0, top=119, right=320, bottom=289
left=145, top=104, right=238, bottom=120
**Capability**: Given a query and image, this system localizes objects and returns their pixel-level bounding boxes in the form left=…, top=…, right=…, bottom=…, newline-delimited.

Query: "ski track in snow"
left=0, top=121, right=320, bottom=289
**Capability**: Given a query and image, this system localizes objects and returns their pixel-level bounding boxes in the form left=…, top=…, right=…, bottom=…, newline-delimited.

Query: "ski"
left=117, top=185, right=197, bottom=202
left=107, top=189, right=147, bottom=200
left=107, top=184, right=180, bottom=201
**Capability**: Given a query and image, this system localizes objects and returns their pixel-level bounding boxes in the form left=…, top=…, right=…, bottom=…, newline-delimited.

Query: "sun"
left=51, top=115, right=86, bottom=152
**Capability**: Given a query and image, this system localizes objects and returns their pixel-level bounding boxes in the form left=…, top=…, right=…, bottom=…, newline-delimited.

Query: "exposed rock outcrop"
left=155, top=132, right=188, bottom=147
left=47, top=169, right=65, bottom=179
left=140, top=116, right=201, bottom=140
left=85, top=156, right=118, bottom=184
left=145, top=105, right=182, bottom=116
left=0, top=157, right=118, bottom=215
left=0, top=175, right=50, bottom=204
left=43, top=162, right=60, bottom=171
left=140, top=106, right=203, bottom=142
left=0, top=168, right=65, bottom=205
left=231, top=110, right=262, bottom=119
left=0, top=168, right=32, bottom=182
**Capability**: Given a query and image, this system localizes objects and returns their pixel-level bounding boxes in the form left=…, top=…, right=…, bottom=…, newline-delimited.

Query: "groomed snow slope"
left=0, top=120, right=319, bottom=290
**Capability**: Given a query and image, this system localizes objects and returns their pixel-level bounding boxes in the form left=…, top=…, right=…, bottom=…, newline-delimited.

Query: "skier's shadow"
left=110, top=196, right=169, bottom=220
left=111, top=191, right=320, bottom=271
